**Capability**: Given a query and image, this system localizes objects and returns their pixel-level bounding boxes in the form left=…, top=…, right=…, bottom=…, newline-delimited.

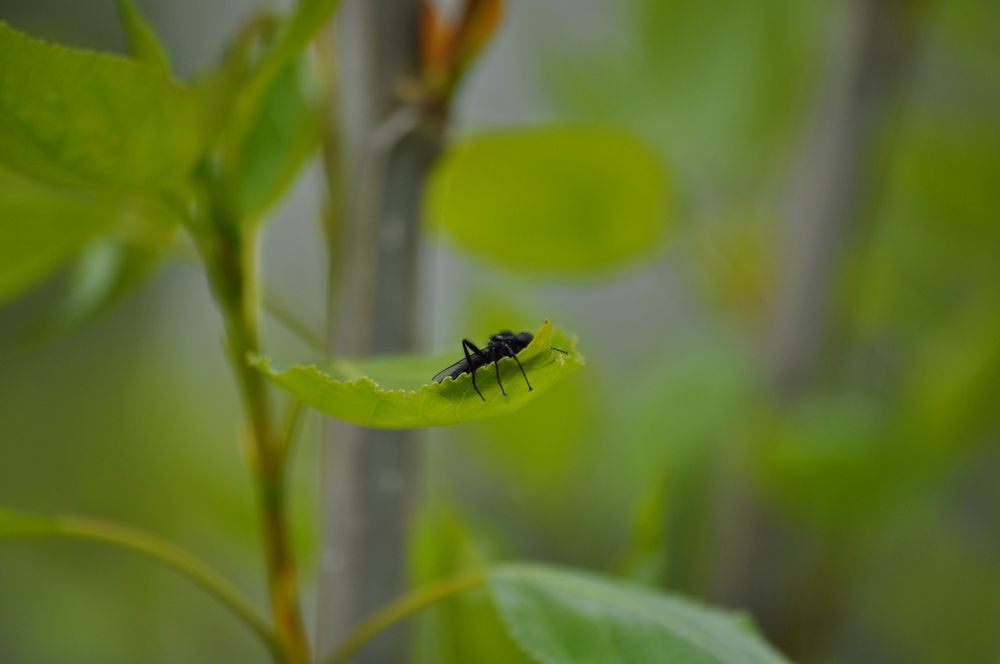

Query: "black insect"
left=433, top=330, right=566, bottom=401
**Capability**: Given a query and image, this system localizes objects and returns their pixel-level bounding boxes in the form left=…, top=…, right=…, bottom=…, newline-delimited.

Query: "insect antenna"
left=550, top=346, right=568, bottom=354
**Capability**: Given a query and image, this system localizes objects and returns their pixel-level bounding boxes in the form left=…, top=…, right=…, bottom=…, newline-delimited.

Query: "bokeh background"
left=2, top=1, right=999, bottom=663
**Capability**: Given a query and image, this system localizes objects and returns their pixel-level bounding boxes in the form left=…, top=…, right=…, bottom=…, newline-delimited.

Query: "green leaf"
left=218, top=0, right=340, bottom=178
left=224, top=57, right=324, bottom=222
left=411, top=501, right=530, bottom=664
left=34, top=241, right=165, bottom=337
left=251, top=321, right=584, bottom=429
left=0, top=21, right=200, bottom=189
left=0, top=168, right=119, bottom=303
left=487, top=563, right=790, bottom=664
left=265, top=0, right=341, bottom=77
left=426, top=125, right=670, bottom=275
left=114, top=0, right=171, bottom=72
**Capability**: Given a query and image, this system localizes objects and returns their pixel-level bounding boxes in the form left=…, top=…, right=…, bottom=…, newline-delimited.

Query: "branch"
left=320, top=571, right=486, bottom=664
left=0, top=512, right=280, bottom=657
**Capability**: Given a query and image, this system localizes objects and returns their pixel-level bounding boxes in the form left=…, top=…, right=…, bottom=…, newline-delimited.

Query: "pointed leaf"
left=251, top=321, right=584, bottom=429
left=488, top=563, right=790, bottom=664
left=222, top=0, right=340, bottom=163
left=224, top=57, right=324, bottom=222
left=114, top=0, right=171, bottom=72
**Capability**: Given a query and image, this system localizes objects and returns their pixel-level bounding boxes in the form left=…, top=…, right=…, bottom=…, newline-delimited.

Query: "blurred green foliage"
left=427, top=125, right=669, bottom=275
left=2, top=0, right=999, bottom=661
left=418, top=0, right=1000, bottom=662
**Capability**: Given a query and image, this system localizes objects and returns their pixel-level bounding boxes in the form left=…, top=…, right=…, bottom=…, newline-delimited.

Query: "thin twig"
left=2, top=514, right=281, bottom=658
left=261, top=291, right=326, bottom=353
left=320, top=570, right=487, bottom=664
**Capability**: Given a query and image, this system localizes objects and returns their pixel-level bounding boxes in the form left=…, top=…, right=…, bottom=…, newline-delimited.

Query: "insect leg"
left=504, top=341, right=533, bottom=391
left=462, top=339, right=490, bottom=401
left=494, top=356, right=506, bottom=396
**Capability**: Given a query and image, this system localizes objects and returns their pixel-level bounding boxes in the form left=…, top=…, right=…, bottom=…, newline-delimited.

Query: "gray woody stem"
left=317, top=1, right=445, bottom=662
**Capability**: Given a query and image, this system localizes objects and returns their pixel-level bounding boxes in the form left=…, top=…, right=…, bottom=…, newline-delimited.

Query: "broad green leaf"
left=488, top=563, right=790, bottom=664
left=0, top=21, right=200, bottom=189
left=0, top=168, right=119, bottom=303
left=251, top=321, right=584, bottom=429
left=114, top=0, right=171, bottom=72
left=426, top=125, right=669, bottom=275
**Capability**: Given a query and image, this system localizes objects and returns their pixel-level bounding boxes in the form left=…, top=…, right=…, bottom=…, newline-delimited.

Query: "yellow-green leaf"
left=0, top=168, right=119, bottom=303
left=251, top=321, right=584, bottom=429
left=427, top=125, right=670, bottom=275
left=0, top=21, right=200, bottom=189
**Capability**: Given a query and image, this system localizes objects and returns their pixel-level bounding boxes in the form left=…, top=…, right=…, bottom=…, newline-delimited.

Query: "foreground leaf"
left=252, top=321, right=583, bottom=428
left=0, top=21, right=200, bottom=189
left=427, top=125, right=669, bottom=275
left=488, top=563, right=790, bottom=664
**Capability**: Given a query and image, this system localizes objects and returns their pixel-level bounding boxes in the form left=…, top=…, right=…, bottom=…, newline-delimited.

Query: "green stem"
left=262, top=290, right=326, bottom=353
left=321, top=570, right=487, bottom=664
left=5, top=515, right=279, bottom=657
left=207, top=225, right=310, bottom=664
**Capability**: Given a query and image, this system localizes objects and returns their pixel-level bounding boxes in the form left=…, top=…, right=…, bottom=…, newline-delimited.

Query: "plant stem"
left=4, top=514, right=279, bottom=656
left=208, top=225, right=310, bottom=664
left=321, top=570, right=487, bottom=664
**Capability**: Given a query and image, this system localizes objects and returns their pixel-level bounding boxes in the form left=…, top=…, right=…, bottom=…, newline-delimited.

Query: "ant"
left=433, top=330, right=567, bottom=401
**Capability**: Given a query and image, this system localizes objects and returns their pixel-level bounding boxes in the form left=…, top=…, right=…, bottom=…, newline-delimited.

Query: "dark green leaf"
left=488, top=563, right=790, bottom=664
left=221, top=0, right=340, bottom=165
left=427, top=125, right=669, bottom=275
left=224, top=58, right=323, bottom=222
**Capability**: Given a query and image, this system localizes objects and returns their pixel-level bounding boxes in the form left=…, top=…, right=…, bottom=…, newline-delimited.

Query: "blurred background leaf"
left=427, top=125, right=669, bottom=275
left=1, top=0, right=998, bottom=662
left=0, top=167, right=120, bottom=303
